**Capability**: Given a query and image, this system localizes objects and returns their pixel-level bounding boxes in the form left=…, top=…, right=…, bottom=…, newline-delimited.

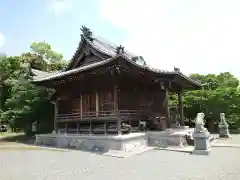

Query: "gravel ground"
left=0, top=147, right=240, bottom=180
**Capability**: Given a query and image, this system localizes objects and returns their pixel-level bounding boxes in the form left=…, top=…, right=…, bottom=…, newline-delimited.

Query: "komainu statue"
left=196, top=112, right=205, bottom=125
left=194, top=112, right=206, bottom=132
left=218, top=113, right=230, bottom=138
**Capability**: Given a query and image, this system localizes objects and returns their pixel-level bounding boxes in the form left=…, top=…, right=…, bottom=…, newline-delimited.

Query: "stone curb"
left=28, top=144, right=75, bottom=152
left=212, top=144, right=240, bottom=148
left=155, top=146, right=194, bottom=153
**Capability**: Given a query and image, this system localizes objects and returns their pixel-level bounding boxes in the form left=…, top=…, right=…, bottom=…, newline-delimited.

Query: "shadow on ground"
left=0, top=134, right=35, bottom=145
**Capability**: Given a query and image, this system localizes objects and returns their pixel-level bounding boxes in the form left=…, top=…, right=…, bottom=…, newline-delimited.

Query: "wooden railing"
left=56, top=110, right=141, bottom=122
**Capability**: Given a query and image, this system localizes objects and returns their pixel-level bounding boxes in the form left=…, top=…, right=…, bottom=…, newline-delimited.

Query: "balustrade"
left=56, top=110, right=141, bottom=122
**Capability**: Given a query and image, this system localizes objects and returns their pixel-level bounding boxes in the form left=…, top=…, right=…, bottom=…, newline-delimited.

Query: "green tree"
left=30, top=42, right=67, bottom=71
left=173, top=72, right=240, bottom=130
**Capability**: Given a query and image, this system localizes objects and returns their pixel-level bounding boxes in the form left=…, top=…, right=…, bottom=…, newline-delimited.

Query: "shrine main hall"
left=33, top=27, right=201, bottom=153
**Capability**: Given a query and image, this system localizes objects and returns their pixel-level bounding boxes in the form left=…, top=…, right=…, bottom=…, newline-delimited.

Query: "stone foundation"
left=35, top=128, right=195, bottom=155
left=147, top=128, right=194, bottom=147
left=36, top=133, right=147, bottom=153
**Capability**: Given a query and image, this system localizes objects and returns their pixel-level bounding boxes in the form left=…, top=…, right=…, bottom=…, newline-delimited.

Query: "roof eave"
left=32, top=55, right=120, bottom=83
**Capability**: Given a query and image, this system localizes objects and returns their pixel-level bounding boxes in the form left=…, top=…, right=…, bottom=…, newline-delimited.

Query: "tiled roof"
left=32, top=56, right=117, bottom=82
left=32, top=54, right=201, bottom=88
left=32, top=35, right=201, bottom=88
left=88, top=37, right=136, bottom=59
left=31, top=69, right=59, bottom=81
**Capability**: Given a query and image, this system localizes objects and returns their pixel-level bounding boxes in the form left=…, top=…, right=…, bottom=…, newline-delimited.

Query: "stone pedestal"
left=35, top=135, right=42, bottom=145
left=56, top=134, right=68, bottom=148
left=219, top=125, right=230, bottom=138
left=218, top=113, right=230, bottom=138
left=192, top=112, right=211, bottom=155
left=192, top=131, right=211, bottom=155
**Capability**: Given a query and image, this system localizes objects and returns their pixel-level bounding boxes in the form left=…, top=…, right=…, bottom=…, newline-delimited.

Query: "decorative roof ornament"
left=116, top=45, right=125, bottom=54
left=174, top=66, right=180, bottom=72
left=80, top=26, right=94, bottom=42
left=131, top=56, right=146, bottom=66
left=131, top=56, right=138, bottom=62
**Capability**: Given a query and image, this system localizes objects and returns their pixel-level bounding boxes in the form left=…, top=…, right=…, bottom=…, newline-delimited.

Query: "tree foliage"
left=27, top=42, right=67, bottom=71
left=169, top=72, right=240, bottom=129
left=0, top=42, right=66, bottom=133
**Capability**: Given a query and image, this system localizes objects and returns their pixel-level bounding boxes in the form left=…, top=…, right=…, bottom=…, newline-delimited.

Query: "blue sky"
left=0, top=0, right=126, bottom=59
left=1, top=0, right=240, bottom=77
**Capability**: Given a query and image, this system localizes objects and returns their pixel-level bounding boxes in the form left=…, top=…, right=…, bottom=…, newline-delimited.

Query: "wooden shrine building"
left=33, top=27, right=201, bottom=135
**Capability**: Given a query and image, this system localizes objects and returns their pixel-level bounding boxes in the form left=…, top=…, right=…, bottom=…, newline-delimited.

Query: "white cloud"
left=50, top=0, right=71, bottom=14
left=0, top=32, right=4, bottom=48
left=100, top=0, right=240, bottom=77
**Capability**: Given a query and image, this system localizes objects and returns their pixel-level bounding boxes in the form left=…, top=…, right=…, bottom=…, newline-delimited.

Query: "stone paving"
left=0, top=145, right=240, bottom=180
left=0, top=135, right=240, bottom=180
left=215, top=134, right=240, bottom=144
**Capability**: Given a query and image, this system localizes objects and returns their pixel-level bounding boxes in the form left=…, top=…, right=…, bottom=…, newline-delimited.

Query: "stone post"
left=218, top=113, right=230, bottom=138
left=192, top=112, right=211, bottom=155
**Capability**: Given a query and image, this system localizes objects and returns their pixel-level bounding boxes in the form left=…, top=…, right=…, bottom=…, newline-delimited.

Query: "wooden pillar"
left=80, top=94, right=83, bottom=119
left=54, top=100, right=58, bottom=132
left=178, top=91, right=184, bottom=126
left=104, top=122, right=107, bottom=135
left=96, top=91, right=99, bottom=117
left=164, top=88, right=171, bottom=128
left=89, top=120, right=92, bottom=135
left=113, top=85, right=118, bottom=112
left=76, top=123, right=79, bottom=134
left=65, top=123, right=68, bottom=133
left=114, top=84, right=121, bottom=135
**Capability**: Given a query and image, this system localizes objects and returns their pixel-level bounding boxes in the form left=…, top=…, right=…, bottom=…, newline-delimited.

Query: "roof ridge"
left=91, top=36, right=137, bottom=58
left=66, top=32, right=201, bottom=87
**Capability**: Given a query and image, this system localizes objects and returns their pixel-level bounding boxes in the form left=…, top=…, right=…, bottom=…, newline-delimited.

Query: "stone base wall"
left=148, top=128, right=194, bottom=147
left=147, top=131, right=188, bottom=147
left=35, top=128, right=194, bottom=153
left=36, top=133, right=147, bottom=153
